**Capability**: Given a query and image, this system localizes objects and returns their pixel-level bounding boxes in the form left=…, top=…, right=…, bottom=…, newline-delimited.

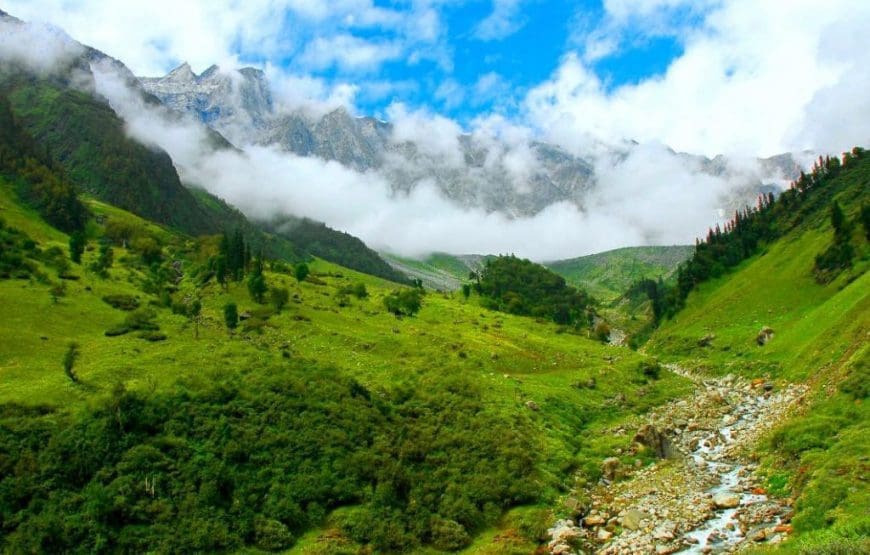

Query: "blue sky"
left=265, top=0, right=687, bottom=123
left=4, top=0, right=867, bottom=157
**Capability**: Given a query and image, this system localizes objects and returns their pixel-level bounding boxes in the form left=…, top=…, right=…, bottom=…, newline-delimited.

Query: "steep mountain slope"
left=645, top=150, right=869, bottom=552
left=546, top=245, right=694, bottom=301
left=0, top=78, right=226, bottom=235
left=0, top=12, right=410, bottom=284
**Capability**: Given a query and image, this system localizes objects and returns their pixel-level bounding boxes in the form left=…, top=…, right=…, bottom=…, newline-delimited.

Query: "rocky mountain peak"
left=165, top=62, right=196, bottom=83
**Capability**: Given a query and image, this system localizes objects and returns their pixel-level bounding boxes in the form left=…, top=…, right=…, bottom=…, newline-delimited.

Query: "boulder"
left=583, top=515, right=606, bottom=527
left=756, top=326, right=774, bottom=346
left=597, top=528, right=613, bottom=541
left=601, top=457, right=621, bottom=480
left=712, top=492, right=741, bottom=509
left=633, top=424, right=677, bottom=459
left=621, top=509, right=651, bottom=531
left=525, top=400, right=540, bottom=411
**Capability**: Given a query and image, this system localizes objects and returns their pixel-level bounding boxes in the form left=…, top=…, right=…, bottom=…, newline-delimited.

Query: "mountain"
left=546, top=245, right=694, bottom=301
left=645, top=149, right=868, bottom=553
left=140, top=64, right=803, bottom=218
left=0, top=12, right=411, bottom=283
left=382, top=252, right=490, bottom=290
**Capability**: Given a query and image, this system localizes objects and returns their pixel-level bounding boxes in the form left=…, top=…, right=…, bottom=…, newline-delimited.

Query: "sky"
left=1, top=1, right=869, bottom=259
left=4, top=0, right=866, bottom=157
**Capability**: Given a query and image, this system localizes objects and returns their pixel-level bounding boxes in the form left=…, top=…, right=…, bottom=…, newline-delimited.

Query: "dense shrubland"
left=0, top=367, right=539, bottom=553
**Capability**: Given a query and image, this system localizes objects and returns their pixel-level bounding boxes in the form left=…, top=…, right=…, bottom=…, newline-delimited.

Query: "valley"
left=0, top=5, right=867, bottom=555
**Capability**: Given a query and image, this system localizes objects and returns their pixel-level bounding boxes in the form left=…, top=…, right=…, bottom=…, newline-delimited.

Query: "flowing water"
left=679, top=394, right=779, bottom=553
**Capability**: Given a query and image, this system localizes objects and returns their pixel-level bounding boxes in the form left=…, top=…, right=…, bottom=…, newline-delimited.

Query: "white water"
left=679, top=393, right=776, bottom=554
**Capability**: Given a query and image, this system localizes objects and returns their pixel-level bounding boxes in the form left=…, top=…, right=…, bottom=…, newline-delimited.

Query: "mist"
left=92, top=60, right=790, bottom=261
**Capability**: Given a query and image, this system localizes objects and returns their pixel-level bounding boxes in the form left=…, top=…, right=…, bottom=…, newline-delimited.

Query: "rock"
left=584, top=515, right=606, bottom=527
left=525, top=400, right=540, bottom=411
left=698, top=333, right=715, bottom=347
left=756, top=326, right=774, bottom=346
left=633, top=424, right=677, bottom=459
left=601, top=457, right=621, bottom=480
left=597, top=528, right=613, bottom=541
left=713, top=492, right=741, bottom=509
left=621, top=509, right=650, bottom=531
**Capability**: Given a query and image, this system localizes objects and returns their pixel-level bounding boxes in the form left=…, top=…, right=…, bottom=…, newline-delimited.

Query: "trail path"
left=549, top=366, right=807, bottom=554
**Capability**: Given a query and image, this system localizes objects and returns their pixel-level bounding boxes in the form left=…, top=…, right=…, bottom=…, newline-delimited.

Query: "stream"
left=548, top=370, right=806, bottom=555
left=679, top=392, right=782, bottom=553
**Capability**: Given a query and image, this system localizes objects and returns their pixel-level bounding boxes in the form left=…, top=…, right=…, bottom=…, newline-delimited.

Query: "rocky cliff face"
left=140, top=64, right=803, bottom=217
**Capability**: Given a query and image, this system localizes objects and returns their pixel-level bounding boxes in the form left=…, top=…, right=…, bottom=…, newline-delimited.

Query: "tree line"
left=637, top=147, right=868, bottom=323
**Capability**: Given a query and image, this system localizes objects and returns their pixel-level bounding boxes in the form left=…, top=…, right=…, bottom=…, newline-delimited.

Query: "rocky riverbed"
left=549, top=367, right=807, bottom=555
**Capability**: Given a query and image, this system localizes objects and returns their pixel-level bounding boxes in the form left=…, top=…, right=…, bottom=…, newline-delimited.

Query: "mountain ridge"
left=140, top=63, right=803, bottom=218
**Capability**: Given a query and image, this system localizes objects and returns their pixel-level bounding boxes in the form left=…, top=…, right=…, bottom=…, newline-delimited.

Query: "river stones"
left=713, top=491, right=741, bottom=508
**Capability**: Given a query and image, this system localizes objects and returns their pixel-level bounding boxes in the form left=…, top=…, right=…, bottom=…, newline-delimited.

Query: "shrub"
left=384, top=288, right=424, bottom=317
left=430, top=518, right=470, bottom=551
left=223, top=302, right=239, bottom=330
left=594, top=322, right=611, bottom=343
left=102, top=294, right=140, bottom=311
left=294, top=263, right=310, bottom=283
left=270, top=287, right=290, bottom=312
left=639, top=359, right=662, bottom=380
left=62, top=342, right=79, bottom=382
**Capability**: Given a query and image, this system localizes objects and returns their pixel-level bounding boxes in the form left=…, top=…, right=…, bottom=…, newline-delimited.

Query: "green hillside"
left=648, top=151, right=869, bottom=552
left=546, top=245, right=693, bottom=302
left=0, top=177, right=692, bottom=553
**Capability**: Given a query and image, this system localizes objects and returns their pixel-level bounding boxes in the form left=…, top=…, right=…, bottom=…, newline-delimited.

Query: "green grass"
left=0, top=180, right=692, bottom=552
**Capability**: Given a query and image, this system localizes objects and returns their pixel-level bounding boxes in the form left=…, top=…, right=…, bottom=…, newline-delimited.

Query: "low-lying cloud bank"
left=96, top=61, right=782, bottom=260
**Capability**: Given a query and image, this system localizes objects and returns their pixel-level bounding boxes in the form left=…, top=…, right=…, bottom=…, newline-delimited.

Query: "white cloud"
left=475, top=0, right=526, bottom=41
left=299, top=35, right=404, bottom=72
left=0, top=0, right=440, bottom=76
left=531, top=0, right=870, bottom=157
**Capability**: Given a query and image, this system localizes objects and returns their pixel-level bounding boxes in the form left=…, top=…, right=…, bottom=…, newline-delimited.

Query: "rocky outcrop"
left=633, top=424, right=677, bottom=459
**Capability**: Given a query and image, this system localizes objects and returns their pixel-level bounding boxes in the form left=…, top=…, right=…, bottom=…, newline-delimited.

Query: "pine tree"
left=69, top=231, right=86, bottom=264
left=223, top=302, right=239, bottom=331
left=247, top=256, right=267, bottom=303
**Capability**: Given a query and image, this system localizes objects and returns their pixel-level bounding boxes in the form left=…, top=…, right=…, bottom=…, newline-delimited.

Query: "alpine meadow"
left=0, top=2, right=867, bottom=555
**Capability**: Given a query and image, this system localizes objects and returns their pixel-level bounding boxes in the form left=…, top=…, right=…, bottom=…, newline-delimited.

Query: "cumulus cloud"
left=530, top=0, right=870, bottom=157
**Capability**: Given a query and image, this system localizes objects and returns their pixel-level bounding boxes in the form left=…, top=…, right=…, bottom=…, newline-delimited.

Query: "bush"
left=270, top=287, right=290, bottom=312
left=338, top=283, right=368, bottom=299
left=294, top=263, right=310, bottom=283
left=102, top=294, right=140, bottom=311
left=384, top=288, right=424, bottom=317
left=430, top=517, right=470, bottom=551
left=639, top=359, right=661, bottom=380
left=224, top=303, right=239, bottom=330
left=254, top=518, right=294, bottom=551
